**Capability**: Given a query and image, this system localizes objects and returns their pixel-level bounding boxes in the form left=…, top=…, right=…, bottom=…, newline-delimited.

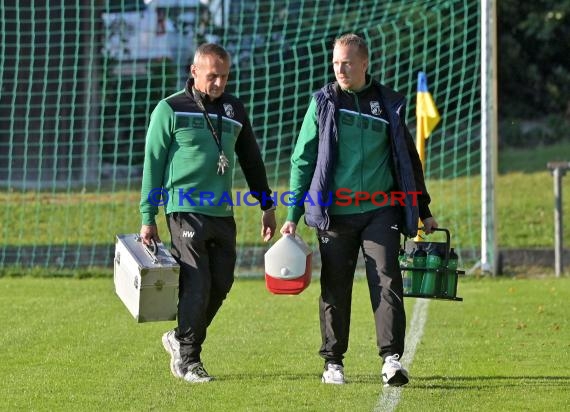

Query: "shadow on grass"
left=214, top=372, right=323, bottom=382
left=318, top=373, right=570, bottom=387
left=402, top=375, right=570, bottom=389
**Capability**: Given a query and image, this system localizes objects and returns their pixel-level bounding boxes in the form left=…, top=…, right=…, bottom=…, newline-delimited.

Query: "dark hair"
left=334, top=33, right=369, bottom=59
left=193, top=43, right=231, bottom=65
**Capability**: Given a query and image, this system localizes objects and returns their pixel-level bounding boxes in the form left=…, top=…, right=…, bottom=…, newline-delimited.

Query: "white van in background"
left=101, top=0, right=211, bottom=83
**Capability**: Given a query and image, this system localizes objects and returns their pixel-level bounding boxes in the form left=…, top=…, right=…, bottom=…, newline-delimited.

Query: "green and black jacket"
left=140, top=79, right=273, bottom=225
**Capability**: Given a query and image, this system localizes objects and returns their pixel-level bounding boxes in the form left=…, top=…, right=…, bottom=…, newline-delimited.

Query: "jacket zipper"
left=353, top=93, right=364, bottom=212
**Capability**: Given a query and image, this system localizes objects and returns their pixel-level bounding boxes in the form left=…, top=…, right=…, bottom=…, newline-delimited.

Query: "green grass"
left=498, top=141, right=570, bottom=174
left=1, top=275, right=569, bottom=411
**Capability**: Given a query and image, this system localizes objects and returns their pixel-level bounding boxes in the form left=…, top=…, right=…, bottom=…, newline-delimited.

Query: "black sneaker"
left=184, top=362, right=214, bottom=383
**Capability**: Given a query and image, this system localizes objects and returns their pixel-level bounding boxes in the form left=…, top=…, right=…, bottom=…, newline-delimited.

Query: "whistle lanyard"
left=185, top=86, right=229, bottom=175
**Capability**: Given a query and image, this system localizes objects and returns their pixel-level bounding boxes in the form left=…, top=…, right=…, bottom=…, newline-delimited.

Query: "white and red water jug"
left=264, top=234, right=312, bottom=295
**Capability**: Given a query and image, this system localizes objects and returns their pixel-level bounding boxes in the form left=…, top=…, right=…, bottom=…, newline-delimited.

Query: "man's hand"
left=422, top=217, right=439, bottom=234
left=261, top=210, right=277, bottom=242
left=280, top=221, right=297, bottom=236
left=140, top=224, right=160, bottom=245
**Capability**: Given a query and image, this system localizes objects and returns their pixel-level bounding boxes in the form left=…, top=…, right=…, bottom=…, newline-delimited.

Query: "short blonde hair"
left=333, top=33, right=369, bottom=59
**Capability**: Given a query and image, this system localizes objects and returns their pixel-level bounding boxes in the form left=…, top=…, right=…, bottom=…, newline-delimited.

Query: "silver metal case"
left=114, top=234, right=180, bottom=322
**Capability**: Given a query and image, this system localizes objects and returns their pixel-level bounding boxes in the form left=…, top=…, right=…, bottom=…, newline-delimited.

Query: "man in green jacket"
left=140, top=43, right=276, bottom=383
left=280, top=34, right=437, bottom=386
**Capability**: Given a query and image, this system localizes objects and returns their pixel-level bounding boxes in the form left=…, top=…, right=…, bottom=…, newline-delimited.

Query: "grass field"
left=1, top=142, right=569, bottom=410
left=1, top=275, right=569, bottom=411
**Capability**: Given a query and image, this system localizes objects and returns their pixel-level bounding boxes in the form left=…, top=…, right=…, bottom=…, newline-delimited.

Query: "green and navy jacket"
left=287, top=76, right=432, bottom=237
left=140, top=79, right=273, bottom=225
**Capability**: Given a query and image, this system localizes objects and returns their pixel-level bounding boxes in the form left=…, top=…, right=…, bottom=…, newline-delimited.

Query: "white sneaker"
left=321, top=363, right=345, bottom=384
left=184, top=362, right=214, bottom=383
left=382, top=354, right=409, bottom=387
left=161, top=330, right=185, bottom=378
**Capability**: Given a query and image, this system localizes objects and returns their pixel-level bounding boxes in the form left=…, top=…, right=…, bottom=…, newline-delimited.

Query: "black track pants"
left=166, top=212, right=236, bottom=365
left=317, top=206, right=406, bottom=365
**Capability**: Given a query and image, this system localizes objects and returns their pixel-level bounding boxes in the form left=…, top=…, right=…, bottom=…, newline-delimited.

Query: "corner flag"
left=416, top=71, right=440, bottom=170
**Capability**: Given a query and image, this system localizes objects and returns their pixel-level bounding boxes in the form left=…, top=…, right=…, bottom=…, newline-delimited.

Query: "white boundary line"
left=373, top=298, right=430, bottom=412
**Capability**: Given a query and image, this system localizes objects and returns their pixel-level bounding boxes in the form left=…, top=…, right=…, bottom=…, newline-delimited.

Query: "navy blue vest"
left=304, top=81, right=423, bottom=238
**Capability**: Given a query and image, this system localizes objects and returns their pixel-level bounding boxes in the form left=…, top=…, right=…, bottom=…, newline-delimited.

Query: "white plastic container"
left=264, top=234, right=312, bottom=295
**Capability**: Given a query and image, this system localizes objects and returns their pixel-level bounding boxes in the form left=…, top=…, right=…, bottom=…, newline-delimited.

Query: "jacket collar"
left=185, top=78, right=220, bottom=104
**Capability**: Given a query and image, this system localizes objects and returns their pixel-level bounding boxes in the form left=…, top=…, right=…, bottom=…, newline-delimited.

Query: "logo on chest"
left=223, top=103, right=234, bottom=118
left=370, top=101, right=382, bottom=116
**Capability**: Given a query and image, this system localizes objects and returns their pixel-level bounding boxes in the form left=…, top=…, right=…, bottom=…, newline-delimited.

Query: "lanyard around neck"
left=185, top=86, right=229, bottom=175
left=185, top=86, right=223, bottom=153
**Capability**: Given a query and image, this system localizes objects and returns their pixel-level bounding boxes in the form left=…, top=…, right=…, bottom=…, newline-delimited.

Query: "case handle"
left=143, top=239, right=159, bottom=264
left=135, top=234, right=159, bottom=264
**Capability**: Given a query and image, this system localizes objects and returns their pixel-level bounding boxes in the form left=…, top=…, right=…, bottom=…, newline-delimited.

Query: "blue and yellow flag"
left=416, top=71, right=440, bottom=169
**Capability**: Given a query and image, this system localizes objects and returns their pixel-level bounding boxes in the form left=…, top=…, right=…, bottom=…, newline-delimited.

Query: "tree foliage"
left=498, top=0, right=570, bottom=118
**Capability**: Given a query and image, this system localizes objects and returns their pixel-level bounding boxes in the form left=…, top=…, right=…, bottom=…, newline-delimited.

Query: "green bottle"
left=399, top=248, right=412, bottom=294
left=444, top=248, right=459, bottom=297
left=421, top=248, right=442, bottom=296
left=411, top=246, right=427, bottom=294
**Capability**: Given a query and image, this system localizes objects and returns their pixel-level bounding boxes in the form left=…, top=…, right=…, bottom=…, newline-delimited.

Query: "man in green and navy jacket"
left=280, top=34, right=438, bottom=387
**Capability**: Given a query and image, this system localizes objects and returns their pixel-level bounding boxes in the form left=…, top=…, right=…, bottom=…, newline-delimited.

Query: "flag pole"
left=415, top=72, right=440, bottom=241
